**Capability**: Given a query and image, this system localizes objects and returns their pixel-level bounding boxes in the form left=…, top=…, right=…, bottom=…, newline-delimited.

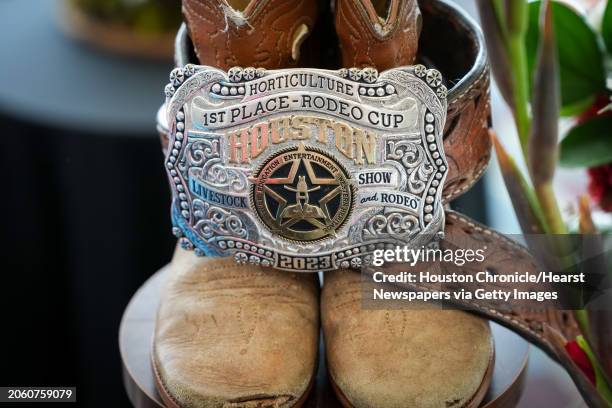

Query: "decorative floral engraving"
left=183, top=138, right=248, bottom=192
left=202, top=160, right=248, bottom=193
left=187, top=139, right=219, bottom=165
left=259, top=236, right=343, bottom=254
left=382, top=70, right=445, bottom=119
left=387, top=140, right=434, bottom=194
left=363, top=212, right=420, bottom=239
left=192, top=199, right=247, bottom=240
left=168, top=70, right=223, bottom=118
left=164, top=66, right=447, bottom=271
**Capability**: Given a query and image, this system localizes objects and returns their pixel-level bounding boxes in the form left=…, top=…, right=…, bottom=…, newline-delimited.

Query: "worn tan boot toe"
left=322, top=270, right=493, bottom=408
left=153, top=248, right=319, bottom=408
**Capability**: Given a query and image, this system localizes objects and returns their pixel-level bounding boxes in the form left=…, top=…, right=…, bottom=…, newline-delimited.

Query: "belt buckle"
left=163, top=64, right=448, bottom=272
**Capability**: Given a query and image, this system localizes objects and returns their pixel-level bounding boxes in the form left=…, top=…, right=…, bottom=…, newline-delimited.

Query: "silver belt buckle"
left=163, top=65, right=448, bottom=272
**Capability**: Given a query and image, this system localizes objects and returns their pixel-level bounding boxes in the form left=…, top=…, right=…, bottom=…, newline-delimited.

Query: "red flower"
left=588, top=163, right=612, bottom=212
left=565, top=340, right=596, bottom=385
left=577, top=93, right=612, bottom=124
left=578, top=93, right=612, bottom=212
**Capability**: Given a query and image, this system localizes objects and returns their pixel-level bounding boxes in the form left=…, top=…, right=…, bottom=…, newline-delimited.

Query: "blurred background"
left=0, top=0, right=605, bottom=406
left=0, top=0, right=178, bottom=406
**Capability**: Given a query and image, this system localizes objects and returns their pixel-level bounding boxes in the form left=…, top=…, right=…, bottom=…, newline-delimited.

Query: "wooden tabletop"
left=120, top=266, right=529, bottom=407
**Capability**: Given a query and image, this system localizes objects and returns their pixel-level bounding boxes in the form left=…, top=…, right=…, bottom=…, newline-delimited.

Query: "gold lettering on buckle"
left=163, top=65, right=449, bottom=271
left=228, top=115, right=377, bottom=165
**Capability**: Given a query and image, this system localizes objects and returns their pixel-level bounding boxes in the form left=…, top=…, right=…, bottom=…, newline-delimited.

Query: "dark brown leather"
left=334, top=0, right=421, bottom=70
left=384, top=210, right=607, bottom=408
left=442, top=70, right=491, bottom=202
left=182, top=0, right=318, bottom=70
left=418, top=0, right=492, bottom=203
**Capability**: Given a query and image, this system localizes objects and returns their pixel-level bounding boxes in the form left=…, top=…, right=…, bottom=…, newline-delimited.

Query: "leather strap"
left=418, top=0, right=491, bottom=203
left=384, top=210, right=607, bottom=408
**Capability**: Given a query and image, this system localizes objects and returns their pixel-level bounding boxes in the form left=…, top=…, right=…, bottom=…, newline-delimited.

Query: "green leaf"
left=604, top=0, right=612, bottom=53
left=560, top=116, right=612, bottom=167
left=560, top=94, right=596, bottom=117
left=477, top=0, right=516, bottom=108
left=529, top=0, right=559, bottom=187
left=507, top=0, right=529, bottom=37
left=526, top=1, right=606, bottom=117
left=492, top=132, right=547, bottom=234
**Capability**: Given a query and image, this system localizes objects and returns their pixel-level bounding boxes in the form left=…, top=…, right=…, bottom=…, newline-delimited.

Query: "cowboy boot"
left=322, top=269, right=494, bottom=408
left=321, top=1, right=495, bottom=407
left=334, top=0, right=421, bottom=70
left=182, top=0, right=318, bottom=69
left=152, top=2, right=320, bottom=407
left=153, top=248, right=319, bottom=408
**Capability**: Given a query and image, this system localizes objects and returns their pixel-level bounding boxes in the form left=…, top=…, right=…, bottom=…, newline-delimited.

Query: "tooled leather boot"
left=321, top=1, right=495, bottom=407
left=334, top=0, right=421, bottom=70
left=152, top=2, right=320, bottom=407
left=182, top=0, right=318, bottom=69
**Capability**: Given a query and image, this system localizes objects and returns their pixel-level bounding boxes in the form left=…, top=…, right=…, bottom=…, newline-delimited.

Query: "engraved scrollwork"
left=187, top=139, right=219, bottom=166
left=388, top=140, right=422, bottom=168
left=183, top=138, right=248, bottom=192
left=363, top=212, right=420, bottom=239
left=408, top=158, right=434, bottom=194
left=201, top=159, right=248, bottom=193
left=168, top=71, right=222, bottom=116
left=192, top=199, right=247, bottom=240
left=382, top=70, right=445, bottom=119
left=259, top=236, right=342, bottom=254
left=164, top=66, right=450, bottom=272
left=387, top=140, right=433, bottom=194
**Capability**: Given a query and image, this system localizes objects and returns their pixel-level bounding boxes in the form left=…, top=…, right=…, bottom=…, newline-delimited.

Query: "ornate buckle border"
left=163, top=65, right=448, bottom=272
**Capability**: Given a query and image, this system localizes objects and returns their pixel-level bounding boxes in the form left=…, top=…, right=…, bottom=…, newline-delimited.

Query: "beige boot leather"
left=153, top=247, right=320, bottom=408
left=321, top=269, right=494, bottom=408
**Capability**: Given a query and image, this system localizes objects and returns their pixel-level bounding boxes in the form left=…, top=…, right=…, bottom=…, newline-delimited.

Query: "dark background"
left=0, top=116, right=174, bottom=407
left=0, top=0, right=174, bottom=406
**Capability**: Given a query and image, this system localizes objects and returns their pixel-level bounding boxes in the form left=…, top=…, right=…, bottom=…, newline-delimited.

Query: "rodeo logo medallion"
left=164, top=65, right=448, bottom=272
left=250, top=143, right=354, bottom=242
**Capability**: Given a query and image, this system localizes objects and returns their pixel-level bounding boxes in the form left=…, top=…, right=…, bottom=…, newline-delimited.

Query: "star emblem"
left=250, top=143, right=353, bottom=242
